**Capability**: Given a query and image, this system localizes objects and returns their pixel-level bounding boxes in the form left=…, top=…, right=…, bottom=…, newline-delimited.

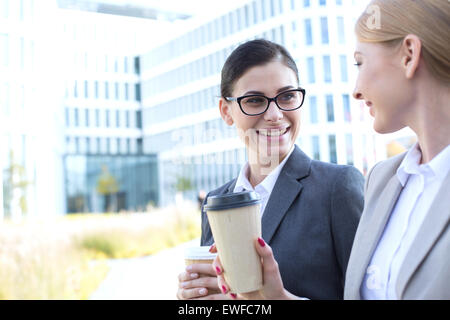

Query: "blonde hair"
left=355, top=0, right=450, bottom=83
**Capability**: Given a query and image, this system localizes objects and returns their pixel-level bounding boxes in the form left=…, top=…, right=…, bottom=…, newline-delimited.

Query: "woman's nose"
left=264, top=100, right=283, bottom=121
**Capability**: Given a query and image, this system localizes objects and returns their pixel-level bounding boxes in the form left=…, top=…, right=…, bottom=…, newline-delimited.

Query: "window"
left=104, top=82, right=109, bottom=99
left=307, top=57, right=315, bottom=83
left=126, top=110, right=130, bottom=128
left=346, top=134, right=354, bottom=165
left=320, top=17, right=329, bottom=44
left=337, top=17, right=345, bottom=44
left=116, top=110, right=120, bottom=127
left=326, top=94, right=334, bottom=122
left=329, top=135, right=337, bottom=163
left=309, top=96, right=318, bottom=123
left=105, top=110, right=110, bottom=127
left=135, top=83, right=141, bottom=101
left=320, top=0, right=326, bottom=5
left=64, top=107, right=69, bottom=126
left=323, top=55, right=332, bottom=83
left=84, top=80, right=88, bottom=98
left=261, top=0, right=267, bottom=21
left=94, top=81, right=99, bottom=98
left=340, top=55, right=348, bottom=82
left=253, top=1, right=258, bottom=24
left=136, top=110, right=142, bottom=129
left=86, top=137, right=91, bottom=154
left=124, top=83, right=129, bottom=100
left=74, top=81, right=78, bottom=98
left=312, top=136, right=320, bottom=160
left=304, top=19, right=313, bottom=45
left=85, top=109, right=89, bottom=126
left=115, top=82, right=119, bottom=99
left=303, top=0, right=310, bottom=7
left=74, top=108, right=79, bottom=127
left=343, top=94, right=351, bottom=122
left=336, top=0, right=342, bottom=5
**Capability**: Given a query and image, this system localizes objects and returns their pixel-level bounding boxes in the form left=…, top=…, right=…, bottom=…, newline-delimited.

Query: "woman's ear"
left=401, top=34, right=422, bottom=80
left=219, top=98, right=234, bottom=126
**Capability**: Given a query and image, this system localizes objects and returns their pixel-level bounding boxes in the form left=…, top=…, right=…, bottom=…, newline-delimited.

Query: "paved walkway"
left=89, top=238, right=200, bottom=300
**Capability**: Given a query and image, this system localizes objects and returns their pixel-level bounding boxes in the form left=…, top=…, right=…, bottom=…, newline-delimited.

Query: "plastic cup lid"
left=204, top=191, right=261, bottom=211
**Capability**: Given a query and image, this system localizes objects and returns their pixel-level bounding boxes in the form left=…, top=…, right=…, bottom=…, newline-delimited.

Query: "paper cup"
left=204, top=191, right=262, bottom=293
left=184, top=246, right=217, bottom=266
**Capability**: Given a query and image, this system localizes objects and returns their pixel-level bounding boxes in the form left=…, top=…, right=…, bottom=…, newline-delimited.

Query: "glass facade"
left=64, top=155, right=158, bottom=213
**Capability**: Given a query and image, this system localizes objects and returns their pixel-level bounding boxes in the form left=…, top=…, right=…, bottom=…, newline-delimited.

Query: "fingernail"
left=190, top=273, right=198, bottom=279
left=221, top=285, right=228, bottom=294
left=258, top=237, right=266, bottom=247
left=215, top=266, right=221, bottom=275
left=230, top=293, right=237, bottom=299
left=209, top=244, right=215, bottom=253
left=186, top=265, right=193, bottom=272
left=199, top=288, right=207, bottom=295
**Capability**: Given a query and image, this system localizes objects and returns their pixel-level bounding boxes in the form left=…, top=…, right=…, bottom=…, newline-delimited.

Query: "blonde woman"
left=213, top=0, right=450, bottom=300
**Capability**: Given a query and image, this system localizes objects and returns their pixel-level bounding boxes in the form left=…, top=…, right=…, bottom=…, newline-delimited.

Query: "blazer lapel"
left=396, top=170, right=450, bottom=299
left=262, top=146, right=311, bottom=244
left=350, top=175, right=403, bottom=296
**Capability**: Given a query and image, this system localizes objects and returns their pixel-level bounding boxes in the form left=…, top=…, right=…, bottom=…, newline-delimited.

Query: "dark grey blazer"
left=201, top=145, right=364, bottom=299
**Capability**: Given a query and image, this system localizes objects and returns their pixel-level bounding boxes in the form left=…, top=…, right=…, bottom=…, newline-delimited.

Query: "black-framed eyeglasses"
left=225, top=88, right=306, bottom=116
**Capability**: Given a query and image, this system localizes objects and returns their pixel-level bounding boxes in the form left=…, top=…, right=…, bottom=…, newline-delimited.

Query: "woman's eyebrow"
left=243, top=86, right=295, bottom=96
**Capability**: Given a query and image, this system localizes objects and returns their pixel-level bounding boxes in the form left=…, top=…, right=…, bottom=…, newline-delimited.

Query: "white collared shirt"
left=233, top=145, right=295, bottom=216
left=361, top=142, right=450, bottom=300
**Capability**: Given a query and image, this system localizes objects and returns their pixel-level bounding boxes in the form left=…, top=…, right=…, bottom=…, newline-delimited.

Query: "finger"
left=186, top=263, right=217, bottom=277
left=180, top=276, right=220, bottom=291
left=178, top=271, right=199, bottom=282
left=209, top=243, right=217, bottom=253
left=177, top=287, right=209, bottom=300
left=212, top=255, right=223, bottom=275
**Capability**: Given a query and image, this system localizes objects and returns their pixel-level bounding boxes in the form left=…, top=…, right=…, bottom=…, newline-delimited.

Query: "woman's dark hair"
left=220, top=39, right=299, bottom=98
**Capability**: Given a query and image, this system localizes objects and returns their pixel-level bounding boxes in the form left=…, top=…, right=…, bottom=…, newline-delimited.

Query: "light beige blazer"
left=344, top=152, right=450, bottom=299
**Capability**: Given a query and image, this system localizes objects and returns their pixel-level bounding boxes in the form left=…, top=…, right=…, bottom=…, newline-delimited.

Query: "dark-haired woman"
left=176, top=39, right=364, bottom=300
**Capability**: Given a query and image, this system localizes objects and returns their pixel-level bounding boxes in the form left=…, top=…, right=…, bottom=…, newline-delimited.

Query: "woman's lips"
left=256, top=127, right=290, bottom=140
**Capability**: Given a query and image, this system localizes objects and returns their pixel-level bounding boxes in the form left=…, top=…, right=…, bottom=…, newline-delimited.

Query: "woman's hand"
left=211, top=238, right=301, bottom=300
left=177, top=263, right=230, bottom=300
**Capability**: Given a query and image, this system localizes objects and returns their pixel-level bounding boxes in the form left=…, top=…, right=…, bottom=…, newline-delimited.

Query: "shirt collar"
left=234, top=145, right=295, bottom=195
left=396, top=142, right=450, bottom=186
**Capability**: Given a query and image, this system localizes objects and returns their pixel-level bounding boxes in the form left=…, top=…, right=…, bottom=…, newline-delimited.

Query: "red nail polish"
left=215, top=266, right=221, bottom=274
left=221, top=285, right=227, bottom=294
left=209, top=244, right=215, bottom=253
left=258, top=237, right=266, bottom=247
left=230, top=293, right=237, bottom=299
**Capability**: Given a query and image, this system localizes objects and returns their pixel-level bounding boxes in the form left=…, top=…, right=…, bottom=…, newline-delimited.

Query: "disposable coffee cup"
left=204, top=191, right=262, bottom=293
left=184, top=246, right=217, bottom=266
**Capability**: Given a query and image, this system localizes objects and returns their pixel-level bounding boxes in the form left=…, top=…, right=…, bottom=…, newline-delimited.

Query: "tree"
left=96, top=165, right=119, bottom=213
left=3, top=150, right=33, bottom=219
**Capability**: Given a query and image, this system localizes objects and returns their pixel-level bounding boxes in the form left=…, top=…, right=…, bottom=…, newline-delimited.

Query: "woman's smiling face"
left=219, top=60, right=301, bottom=165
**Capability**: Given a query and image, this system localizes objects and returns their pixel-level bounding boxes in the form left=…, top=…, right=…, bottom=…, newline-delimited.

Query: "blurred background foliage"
left=0, top=201, right=201, bottom=299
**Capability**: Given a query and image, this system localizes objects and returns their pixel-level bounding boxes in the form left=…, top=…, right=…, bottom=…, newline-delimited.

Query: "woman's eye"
left=354, top=62, right=362, bottom=67
left=246, top=97, right=265, bottom=104
left=280, top=93, right=294, bottom=101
